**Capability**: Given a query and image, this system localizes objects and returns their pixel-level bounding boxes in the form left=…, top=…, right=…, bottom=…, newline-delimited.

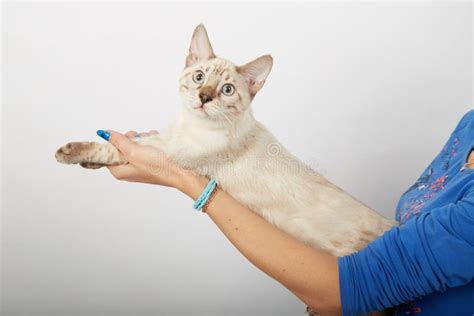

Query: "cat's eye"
left=221, top=84, right=235, bottom=96
left=193, top=71, right=205, bottom=84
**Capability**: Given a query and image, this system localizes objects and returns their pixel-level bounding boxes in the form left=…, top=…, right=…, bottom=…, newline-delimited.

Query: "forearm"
left=178, top=172, right=341, bottom=314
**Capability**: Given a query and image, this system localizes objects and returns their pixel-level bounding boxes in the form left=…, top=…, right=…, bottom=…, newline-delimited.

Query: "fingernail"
left=96, top=130, right=110, bottom=141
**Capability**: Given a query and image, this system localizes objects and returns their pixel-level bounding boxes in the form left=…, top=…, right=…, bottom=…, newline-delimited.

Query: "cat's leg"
left=55, top=134, right=167, bottom=169
left=55, top=141, right=126, bottom=168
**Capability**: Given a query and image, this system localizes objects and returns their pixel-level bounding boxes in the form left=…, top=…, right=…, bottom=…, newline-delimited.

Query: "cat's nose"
left=199, top=93, right=213, bottom=104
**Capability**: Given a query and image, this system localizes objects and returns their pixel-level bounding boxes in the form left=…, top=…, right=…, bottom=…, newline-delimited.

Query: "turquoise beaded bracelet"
left=193, top=179, right=218, bottom=211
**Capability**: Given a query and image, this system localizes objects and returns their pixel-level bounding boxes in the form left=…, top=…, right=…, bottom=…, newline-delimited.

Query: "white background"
left=2, top=2, right=472, bottom=315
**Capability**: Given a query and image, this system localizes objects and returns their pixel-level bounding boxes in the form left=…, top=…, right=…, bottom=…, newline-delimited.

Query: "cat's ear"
left=237, top=55, right=273, bottom=96
left=185, top=24, right=215, bottom=67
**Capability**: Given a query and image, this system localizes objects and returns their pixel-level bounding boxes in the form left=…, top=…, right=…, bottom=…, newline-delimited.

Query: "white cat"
left=56, top=24, right=396, bottom=258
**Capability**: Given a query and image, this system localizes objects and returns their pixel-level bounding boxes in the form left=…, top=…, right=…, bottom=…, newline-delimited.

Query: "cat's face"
left=179, top=24, right=272, bottom=121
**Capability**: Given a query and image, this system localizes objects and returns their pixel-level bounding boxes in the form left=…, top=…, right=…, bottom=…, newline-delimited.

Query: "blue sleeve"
left=338, top=189, right=474, bottom=316
left=454, top=109, right=474, bottom=133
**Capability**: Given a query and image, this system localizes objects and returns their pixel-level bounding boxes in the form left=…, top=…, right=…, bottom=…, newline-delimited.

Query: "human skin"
left=106, top=130, right=342, bottom=315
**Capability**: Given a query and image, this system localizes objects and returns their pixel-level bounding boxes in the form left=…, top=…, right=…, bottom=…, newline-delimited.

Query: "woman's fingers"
left=107, top=130, right=140, bottom=159
left=102, top=129, right=183, bottom=187
left=125, top=131, right=139, bottom=138
left=100, top=129, right=163, bottom=167
left=124, top=130, right=159, bottom=139
left=137, top=130, right=158, bottom=137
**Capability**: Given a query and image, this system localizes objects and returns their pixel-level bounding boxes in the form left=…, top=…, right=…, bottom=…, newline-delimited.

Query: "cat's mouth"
left=190, top=103, right=209, bottom=116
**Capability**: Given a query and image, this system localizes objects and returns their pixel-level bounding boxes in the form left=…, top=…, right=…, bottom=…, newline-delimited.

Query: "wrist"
left=174, top=168, right=208, bottom=199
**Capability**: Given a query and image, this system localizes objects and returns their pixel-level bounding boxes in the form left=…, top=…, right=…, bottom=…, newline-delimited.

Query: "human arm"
left=105, top=130, right=342, bottom=314
left=104, top=130, right=474, bottom=315
left=339, top=188, right=474, bottom=315
left=181, top=175, right=342, bottom=314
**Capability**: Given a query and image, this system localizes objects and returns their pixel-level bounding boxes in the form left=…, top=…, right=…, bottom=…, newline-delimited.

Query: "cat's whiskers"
left=205, top=104, right=221, bottom=118
left=203, top=104, right=231, bottom=129
left=183, top=94, right=201, bottom=109
left=220, top=112, right=234, bottom=129
left=212, top=106, right=236, bottom=136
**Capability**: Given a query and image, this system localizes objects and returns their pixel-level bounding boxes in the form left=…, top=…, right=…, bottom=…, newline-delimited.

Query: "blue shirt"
left=338, top=110, right=474, bottom=316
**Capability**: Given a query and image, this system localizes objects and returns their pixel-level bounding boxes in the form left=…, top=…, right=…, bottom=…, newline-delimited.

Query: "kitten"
left=56, top=24, right=396, bottom=313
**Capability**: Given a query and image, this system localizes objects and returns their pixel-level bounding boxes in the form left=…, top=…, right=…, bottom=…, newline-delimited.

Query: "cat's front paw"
left=55, top=142, right=96, bottom=165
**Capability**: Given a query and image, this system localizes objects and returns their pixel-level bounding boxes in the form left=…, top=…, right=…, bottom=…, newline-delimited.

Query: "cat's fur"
left=56, top=24, right=396, bottom=314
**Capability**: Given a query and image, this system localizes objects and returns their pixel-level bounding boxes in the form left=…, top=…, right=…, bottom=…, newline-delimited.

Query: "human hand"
left=104, top=130, right=192, bottom=189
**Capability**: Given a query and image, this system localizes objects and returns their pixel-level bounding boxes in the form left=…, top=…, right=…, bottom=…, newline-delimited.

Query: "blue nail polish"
left=96, top=130, right=110, bottom=141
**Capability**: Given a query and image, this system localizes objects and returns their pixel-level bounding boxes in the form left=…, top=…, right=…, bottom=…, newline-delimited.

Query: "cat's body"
left=154, top=107, right=394, bottom=256
left=56, top=24, right=396, bottom=314
left=57, top=104, right=394, bottom=256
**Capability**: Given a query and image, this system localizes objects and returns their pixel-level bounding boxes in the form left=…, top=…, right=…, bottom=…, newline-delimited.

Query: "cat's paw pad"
left=55, top=142, right=95, bottom=164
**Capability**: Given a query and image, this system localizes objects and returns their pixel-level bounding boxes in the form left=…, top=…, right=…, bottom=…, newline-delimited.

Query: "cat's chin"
left=187, top=106, right=210, bottom=118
